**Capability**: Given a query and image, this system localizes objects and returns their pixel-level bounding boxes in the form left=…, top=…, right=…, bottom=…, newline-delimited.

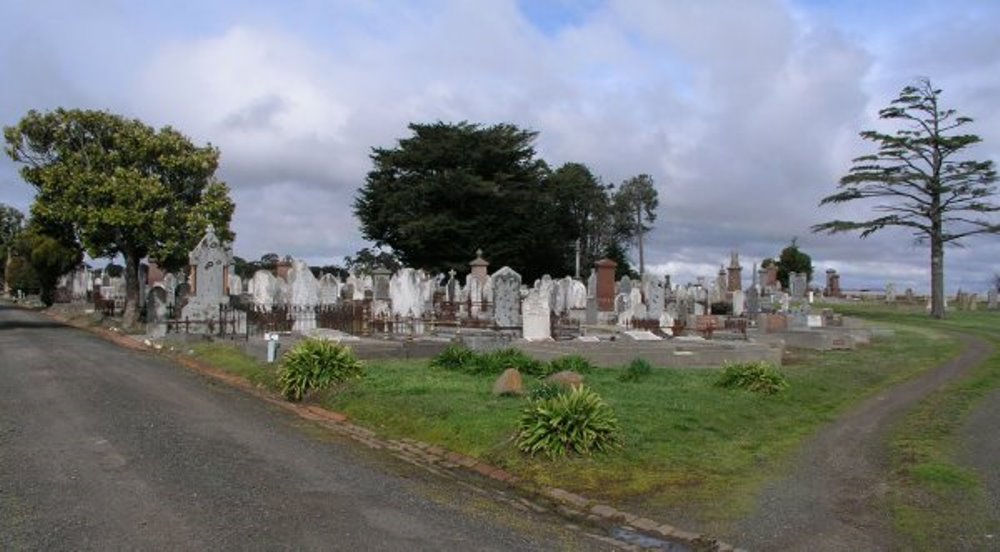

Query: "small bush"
left=479, top=348, right=547, bottom=376
left=278, top=339, right=363, bottom=401
left=715, top=361, right=789, bottom=395
left=548, top=355, right=596, bottom=375
left=619, top=358, right=653, bottom=383
left=430, top=344, right=478, bottom=372
left=517, top=385, right=621, bottom=458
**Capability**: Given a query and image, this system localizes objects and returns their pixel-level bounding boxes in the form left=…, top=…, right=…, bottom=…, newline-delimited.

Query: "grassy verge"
left=832, top=304, right=1000, bottom=550
left=188, top=322, right=957, bottom=528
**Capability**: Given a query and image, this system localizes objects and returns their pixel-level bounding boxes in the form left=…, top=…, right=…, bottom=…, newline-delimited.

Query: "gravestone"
left=181, top=225, right=233, bottom=325
left=586, top=297, right=597, bottom=324
left=250, top=270, right=279, bottom=307
left=746, top=286, right=760, bottom=317
left=146, top=286, right=169, bottom=337
left=446, top=270, right=459, bottom=302
left=521, top=289, right=551, bottom=341
left=390, top=268, right=424, bottom=317
left=162, top=273, right=178, bottom=306
left=595, top=259, right=617, bottom=311
left=615, top=293, right=629, bottom=314
left=491, top=267, right=522, bottom=328
left=885, top=283, right=896, bottom=303
left=568, top=280, right=587, bottom=310
left=989, top=288, right=998, bottom=310
left=372, top=267, right=392, bottom=301
left=587, top=271, right=597, bottom=298
left=732, top=289, right=745, bottom=316
left=318, top=274, right=341, bottom=305
left=228, top=273, right=243, bottom=296
left=789, top=272, right=807, bottom=298
left=646, top=276, right=665, bottom=320
left=619, top=276, right=632, bottom=296
left=288, top=259, right=320, bottom=306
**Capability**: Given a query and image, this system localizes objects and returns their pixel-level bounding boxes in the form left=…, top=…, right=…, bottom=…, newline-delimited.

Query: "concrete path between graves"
left=0, top=304, right=623, bottom=551
left=728, top=333, right=993, bottom=551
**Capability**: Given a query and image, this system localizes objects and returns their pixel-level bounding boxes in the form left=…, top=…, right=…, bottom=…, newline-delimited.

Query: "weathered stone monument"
left=595, top=259, right=617, bottom=312
left=288, top=259, right=320, bottom=307
left=491, top=267, right=522, bottom=329
left=181, top=225, right=233, bottom=322
left=824, top=269, right=841, bottom=297
left=727, top=252, right=742, bottom=294
left=521, top=289, right=551, bottom=341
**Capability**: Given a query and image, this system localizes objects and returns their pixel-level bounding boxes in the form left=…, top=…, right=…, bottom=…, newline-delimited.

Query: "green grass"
left=325, top=324, right=955, bottom=524
left=189, top=343, right=281, bottom=391
left=186, top=310, right=983, bottom=532
left=828, top=303, right=1000, bottom=550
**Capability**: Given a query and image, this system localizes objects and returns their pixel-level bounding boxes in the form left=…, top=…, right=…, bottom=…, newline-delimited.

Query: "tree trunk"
left=636, top=206, right=645, bottom=276
left=930, top=235, right=945, bottom=319
left=122, top=250, right=141, bottom=329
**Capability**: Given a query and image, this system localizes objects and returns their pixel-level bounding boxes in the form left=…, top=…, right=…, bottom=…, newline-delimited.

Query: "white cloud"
left=1, top=0, right=998, bottom=293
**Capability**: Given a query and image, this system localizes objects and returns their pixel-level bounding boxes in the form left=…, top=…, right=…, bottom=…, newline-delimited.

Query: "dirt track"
left=729, top=334, right=993, bottom=551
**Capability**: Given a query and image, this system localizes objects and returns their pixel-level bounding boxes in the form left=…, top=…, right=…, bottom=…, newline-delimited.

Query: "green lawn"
left=190, top=315, right=961, bottom=527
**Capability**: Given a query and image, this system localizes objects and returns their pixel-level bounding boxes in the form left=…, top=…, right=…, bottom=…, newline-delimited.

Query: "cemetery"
left=39, top=225, right=958, bottom=369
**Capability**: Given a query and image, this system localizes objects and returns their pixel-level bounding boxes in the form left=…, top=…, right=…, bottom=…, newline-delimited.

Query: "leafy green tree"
left=614, top=174, right=659, bottom=275
left=547, top=163, right=622, bottom=277
left=761, top=240, right=813, bottom=289
left=12, top=228, right=82, bottom=305
left=813, top=79, right=998, bottom=318
left=344, top=246, right=402, bottom=275
left=4, top=254, right=37, bottom=295
left=4, top=108, right=235, bottom=327
left=777, top=239, right=813, bottom=289
left=0, top=204, right=26, bottom=289
left=354, top=121, right=571, bottom=281
left=603, top=241, right=639, bottom=281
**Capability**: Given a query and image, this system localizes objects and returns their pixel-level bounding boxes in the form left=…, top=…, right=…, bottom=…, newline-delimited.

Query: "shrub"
left=278, top=339, right=364, bottom=401
left=547, top=355, right=596, bottom=375
left=479, top=348, right=547, bottom=376
left=516, top=386, right=621, bottom=458
left=526, top=381, right=565, bottom=402
left=619, top=358, right=653, bottom=383
left=715, top=361, right=789, bottom=395
left=430, top=344, right=478, bottom=372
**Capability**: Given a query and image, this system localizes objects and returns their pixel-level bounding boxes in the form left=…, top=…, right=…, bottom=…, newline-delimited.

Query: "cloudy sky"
left=2, top=0, right=998, bottom=293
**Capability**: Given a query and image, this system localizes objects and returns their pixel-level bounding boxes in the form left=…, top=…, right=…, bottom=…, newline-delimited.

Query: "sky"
left=2, top=0, right=999, bottom=294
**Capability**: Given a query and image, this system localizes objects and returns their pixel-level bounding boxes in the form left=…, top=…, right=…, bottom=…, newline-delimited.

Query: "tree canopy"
left=4, top=108, right=235, bottom=325
left=766, top=239, right=813, bottom=289
left=812, top=79, right=998, bottom=318
left=354, top=121, right=654, bottom=281
left=0, top=204, right=26, bottom=289
left=614, top=174, right=658, bottom=275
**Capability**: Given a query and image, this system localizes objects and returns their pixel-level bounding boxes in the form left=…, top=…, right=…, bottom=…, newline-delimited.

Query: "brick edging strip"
left=42, top=309, right=742, bottom=551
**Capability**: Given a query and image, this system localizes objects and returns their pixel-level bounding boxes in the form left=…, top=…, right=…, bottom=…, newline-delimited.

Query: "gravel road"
left=728, top=334, right=993, bottom=551
left=0, top=305, right=605, bottom=551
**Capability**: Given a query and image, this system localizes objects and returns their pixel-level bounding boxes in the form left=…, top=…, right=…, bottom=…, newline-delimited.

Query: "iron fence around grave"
left=163, top=304, right=245, bottom=338
left=550, top=312, right=582, bottom=340
left=156, top=295, right=520, bottom=340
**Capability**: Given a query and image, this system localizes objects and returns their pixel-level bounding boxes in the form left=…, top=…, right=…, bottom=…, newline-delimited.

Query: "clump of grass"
left=715, top=361, right=789, bottom=395
left=548, top=354, right=596, bottom=374
left=429, top=345, right=546, bottom=376
left=619, top=358, right=653, bottom=383
left=429, top=344, right=478, bottom=372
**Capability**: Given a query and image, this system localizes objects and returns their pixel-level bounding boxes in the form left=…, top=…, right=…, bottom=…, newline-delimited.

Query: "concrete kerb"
left=40, top=308, right=742, bottom=552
